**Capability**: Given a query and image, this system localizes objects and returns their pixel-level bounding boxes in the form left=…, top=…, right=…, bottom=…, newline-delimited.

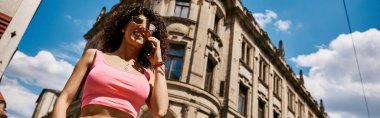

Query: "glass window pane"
left=174, top=6, right=181, bottom=17
left=170, top=58, right=183, bottom=80
left=180, top=7, right=189, bottom=18
left=238, top=85, right=247, bottom=115
left=166, top=44, right=185, bottom=80
left=164, top=59, right=171, bottom=78
left=238, top=95, right=241, bottom=112
left=169, top=45, right=185, bottom=56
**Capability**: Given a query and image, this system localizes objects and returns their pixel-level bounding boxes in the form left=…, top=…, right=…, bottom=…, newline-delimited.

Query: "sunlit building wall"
left=0, top=0, right=42, bottom=81
left=32, top=89, right=60, bottom=118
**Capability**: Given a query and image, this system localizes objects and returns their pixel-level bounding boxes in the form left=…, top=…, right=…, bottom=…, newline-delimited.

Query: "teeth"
left=133, top=31, right=143, bottom=38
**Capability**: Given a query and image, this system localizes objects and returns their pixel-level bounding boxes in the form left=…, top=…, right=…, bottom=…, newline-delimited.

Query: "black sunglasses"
left=131, top=16, right=156, bottom=33
left=131, top=16, right=145, bottom=25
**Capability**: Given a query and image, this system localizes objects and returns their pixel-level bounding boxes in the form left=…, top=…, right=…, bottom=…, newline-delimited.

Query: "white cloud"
left=65, top=15, right=81, bottom=25
left=5, top=50, right=74, bottom=90
left=54, top=40, right=86, bottom=63
left=291, top=28, right=380, bottom=118
left=329, top=111, right=358, bottom=118
left=252, top=10, right=292, bottom=32
left=61, top=40, right=86, bottom=56
left=252, top=10, right=278, bottom=28
left=274, top=20, right=291, bottom=31
left=0, top=76, right=38, bottom=118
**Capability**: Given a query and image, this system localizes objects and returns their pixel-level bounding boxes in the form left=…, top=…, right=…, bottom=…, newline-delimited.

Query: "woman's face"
left=123, top=14, right=149, bottom=48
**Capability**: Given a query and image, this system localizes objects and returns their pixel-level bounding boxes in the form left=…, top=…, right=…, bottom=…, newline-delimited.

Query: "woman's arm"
left=52, top=49, right=96, bottom=118
left=147, top=65, right=169, bottom=117
left=146, top=36, right=169, bottom=117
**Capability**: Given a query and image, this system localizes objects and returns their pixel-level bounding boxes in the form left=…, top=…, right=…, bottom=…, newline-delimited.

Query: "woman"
left=52, top=4, right=169, bottom=118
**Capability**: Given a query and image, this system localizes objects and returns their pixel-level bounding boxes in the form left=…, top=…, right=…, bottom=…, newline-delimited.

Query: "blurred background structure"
left=32, top=89, right=60, bottom=118
left=0, top=1, right=42, bottom=117
left=0, top=0, right=42, bottom=81
left=33, top=0, right=329, bottom=118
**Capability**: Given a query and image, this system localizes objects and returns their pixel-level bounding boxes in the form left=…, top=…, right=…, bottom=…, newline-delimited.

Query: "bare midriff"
left=80, top=104, right=134, bottom=118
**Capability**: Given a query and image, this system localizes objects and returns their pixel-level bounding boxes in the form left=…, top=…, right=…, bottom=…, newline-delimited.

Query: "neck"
left=113, top=40, right=141, bottom=61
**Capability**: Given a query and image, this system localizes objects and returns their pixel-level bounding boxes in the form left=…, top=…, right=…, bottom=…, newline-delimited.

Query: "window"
left=214, top=15, right=221, bottom=33
left=273, top=74, right=282, bottom=98
left=246, top=47, right=251, bottom=66
left=298, top=102, right=304, bottom=118
left=259, top=58, right=269, bottom=85
left=240, top=39, right=253, bottom=68
left=241, top=42, right=246, bottom=60
left=273, top=111, right=279, bottom=118
left=0, top=12, right=12, bottom=39
left=165, top=44, right=185, bottom=80
left=174, top=0, right=190, bottom=18
left=204, top=59, right=215, bottom=92
left=258, top=100, right=265, bottom=118
left=288, top=89, right=295, bottom=112
left=238, top=84, right=248, bottom=116
left=219, top=81, right=225, bottom=97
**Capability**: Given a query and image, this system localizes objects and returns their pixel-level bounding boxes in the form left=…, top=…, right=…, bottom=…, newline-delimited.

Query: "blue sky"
left=19, top=0, right=119, bottom=60
left=243, top=0, right=380, bottom=56
left=1, top=0, right=380, bottom=118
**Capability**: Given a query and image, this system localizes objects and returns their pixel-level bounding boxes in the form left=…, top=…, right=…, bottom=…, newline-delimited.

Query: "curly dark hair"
left=102, top=3, right=169, bottom=68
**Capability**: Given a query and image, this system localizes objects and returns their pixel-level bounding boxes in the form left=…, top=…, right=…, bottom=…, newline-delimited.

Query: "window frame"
left=298, top=101, right=305, bottom=118
left=238, top=84, right=248, bottom=116
left=258, top=100, right=266, bottom=118
left=165, top=44, right=186, bottom=80
left=213, top=14, right=221, bottom=33
left=174, top=0, right=190, bottom=18
left=240, top=38, right=254, bottom=69
left=259, top=57, right=269, bottom=86
left=273, top=73, right=282, bottom=99
left=204, top=58, right=216, bottom=92
left=288, top=89, right=295, bottom=113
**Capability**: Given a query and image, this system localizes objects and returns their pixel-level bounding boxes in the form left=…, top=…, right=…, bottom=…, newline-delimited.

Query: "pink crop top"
left=81, top=50, right=151, bottom=117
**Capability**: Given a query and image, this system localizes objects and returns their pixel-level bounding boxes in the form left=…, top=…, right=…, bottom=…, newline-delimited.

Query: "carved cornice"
left=162, top=16, right=197, bottom=26
left=207, top=28, right=223, bottom=47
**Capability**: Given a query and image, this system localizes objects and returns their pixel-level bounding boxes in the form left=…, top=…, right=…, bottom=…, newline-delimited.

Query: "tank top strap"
left=143, top=68, right=151, bottom=81
left=91, top=50, right=104, bottom=68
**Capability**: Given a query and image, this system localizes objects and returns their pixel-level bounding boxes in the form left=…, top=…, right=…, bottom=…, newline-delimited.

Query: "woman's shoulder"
left=82, top=49, right=98, bottom=64
left=84, top=49, right=97, bottom=57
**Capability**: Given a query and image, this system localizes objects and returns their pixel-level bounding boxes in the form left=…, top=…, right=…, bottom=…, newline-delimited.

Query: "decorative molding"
left=163, top=16, right=197, bottom=26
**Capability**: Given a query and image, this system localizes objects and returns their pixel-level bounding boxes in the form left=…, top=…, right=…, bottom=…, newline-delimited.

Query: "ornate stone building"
left=34, top=0, right=329, bottom=118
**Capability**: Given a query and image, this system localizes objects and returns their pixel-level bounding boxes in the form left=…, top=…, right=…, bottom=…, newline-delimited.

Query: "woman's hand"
left=146, top=36, right=163, bottom=66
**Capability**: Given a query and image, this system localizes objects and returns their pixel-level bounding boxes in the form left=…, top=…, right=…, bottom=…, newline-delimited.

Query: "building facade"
left=0, top=0, right=42, bottom=81
left=32, top=89, right=61, bottom=118
left=35, top=0, right=329, bottom=118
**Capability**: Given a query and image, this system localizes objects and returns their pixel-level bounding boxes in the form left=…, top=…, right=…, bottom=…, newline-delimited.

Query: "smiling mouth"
left=132, top=30, right=145, bottom=39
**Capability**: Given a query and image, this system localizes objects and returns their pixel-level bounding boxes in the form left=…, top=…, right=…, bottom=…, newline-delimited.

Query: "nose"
left=136, top=24, right=147, bottom=31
